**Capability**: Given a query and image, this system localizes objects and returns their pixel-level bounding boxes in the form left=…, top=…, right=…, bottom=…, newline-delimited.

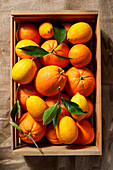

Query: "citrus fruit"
left=15, top=39, right=39, bottom=59
left=69, top=44, right=92, bottom=67
left=16, top=82, right=42, bottom=111
left=39, top=22, right=54, bottom=39
left=12, top=59, right=37, bottom=84
left=34, top=58, right=42, bottom=70
left=45, top=93, right=70, bottom=119
left=64, top=67, right=95, bottom=97
left=71, top=92, right=88, bottom=121
left=62, top=23, right=72, bottom=43
left=34, top=65, right=67, bottom=96
left=56, top=116, right=78, bottom=144
left=46, top=124, right=62, bottom=145
left=16, top=23, right=41, bottom=44
left=85, top=98, right=94, bottom=119
left=74, top=120, right=95, bottom=145
left=40, top=40, right=69, bottom=68
left=26, top=96, right=47, bottom=121
left=16, top=112, right=46, bottom=143
left=67, top=22, right=93, bottom=44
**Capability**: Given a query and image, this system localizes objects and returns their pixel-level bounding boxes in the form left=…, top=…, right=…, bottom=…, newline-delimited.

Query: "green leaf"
left=19, top=46, right=49, bottom=57
left=11, top=100, right=19, bottom=122
left=10, top=122, right=25, bottom=134
left=55, top=54, right=72, bottom=60
left=61, top=97, right=88, bottom=115
left=43, top=104, right=58, bottom=125
left=53, top=24, right=66, bottom=45
left=53, top=104, right=61, bottom=128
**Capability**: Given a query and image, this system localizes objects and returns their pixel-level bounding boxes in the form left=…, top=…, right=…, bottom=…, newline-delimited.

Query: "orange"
left=64, top=67, right=95, bottom=97
left=46, top=124, right=62, bottom=145
left=40, top=40, right=69, bottom=68
left=69, top=44, right=92, bottom=67
left=12, top=59, right=37, bottom=84
left=85, top=98, right=94, bottom=119
left=74, top=120, right=95, bottom=145
left=56, top=116, right=78, bottom=144
left=16, top=112, right=46, bottom=143
left=45, top=93, right=70, bottom=119
left=34, top=58, right=42, bottom=70
left=35, top=65, right=67, bottom=96
left=16, top=82, right=42, bottom=111
left=15, top=39, right=39, bottom=59
left=39, top=22, right=54, bottom=39
left=62, top=23, right=72, bottom=43
left=26, top=96, right=47, bottom=121
left=67, top=22, right=92, bottom=44
left=16, top=23, right=41, bottom=44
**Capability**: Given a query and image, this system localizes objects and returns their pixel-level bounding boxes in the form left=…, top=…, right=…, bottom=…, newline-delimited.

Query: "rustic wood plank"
left=95, top=12, right=102, bottom=154
left=11, top=10, right=99, bottom=15
left=12, top=145, right=100, bottom=156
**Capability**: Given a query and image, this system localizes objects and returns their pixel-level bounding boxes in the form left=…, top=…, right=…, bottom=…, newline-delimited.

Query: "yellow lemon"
left=56, top=116, right=78, bottom=144
left=39, top=22, right=54, bottom=39
left=67, top=22, right=92, bottom=44
left=71, top=92, right=88, bottom=121
left=26, top=96, right=47, bottom=121
left=15, top=39, right=39, bottom=59
left=12, top=59, right=37, bottom=84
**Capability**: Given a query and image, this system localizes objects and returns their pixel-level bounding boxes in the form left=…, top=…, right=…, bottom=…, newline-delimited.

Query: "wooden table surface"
left=0, top=0, right=113, bottom=169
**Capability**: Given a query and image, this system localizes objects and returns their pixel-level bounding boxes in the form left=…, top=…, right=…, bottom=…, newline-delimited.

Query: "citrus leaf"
left=61, top=97, right=88, bottom=115
left=43, top=103, right=58, bottom=125
left=53, top=104, right=61, bottom=128
left=11, top=100, right=19, bottom=122
left=53, top=24, right=66, bottom=45
left=19, top=46, right=49, bottom=57
left=55, top=54, right=72, bottom=60
left=10, top=122, right=25, bottom=134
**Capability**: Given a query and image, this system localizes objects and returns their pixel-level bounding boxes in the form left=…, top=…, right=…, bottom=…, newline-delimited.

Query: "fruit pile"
left=11, top=21, right=95, bottom=152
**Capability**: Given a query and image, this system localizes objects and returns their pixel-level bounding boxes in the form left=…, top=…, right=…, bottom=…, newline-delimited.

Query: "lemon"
left=56, top=116, right=78, bottom=144
left=71, top=92, right=88, bottom=111
left=67, top=22, right=92, bottom=44
left=15, top=39, right=38, bottom=59
left=71, top=92, right=88, bottom=121
left=12, top=59, right=37, bottom=84
left=26, top=96, right=47, bottom=121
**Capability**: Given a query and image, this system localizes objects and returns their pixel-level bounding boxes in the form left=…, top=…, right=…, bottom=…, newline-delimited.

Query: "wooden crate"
left=10, top=10, right=102, bottom=156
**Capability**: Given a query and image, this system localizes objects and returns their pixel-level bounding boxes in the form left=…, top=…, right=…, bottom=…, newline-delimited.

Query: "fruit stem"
left=60, top=70, right=64, bottom=75
left=67, top=38, right=69, bottom=40
left=31, top=58, right=34, bottom=61
left=29, top=132, right=44, bottom=155
left=80, top=75, right=84, bottom=80
left=51, top=48, right=54, bottom=53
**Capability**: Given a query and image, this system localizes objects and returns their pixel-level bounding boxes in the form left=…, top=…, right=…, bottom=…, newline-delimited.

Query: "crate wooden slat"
left=12, top=145, right=100, bottom=156
left=10, top=10, right=102, bottom=156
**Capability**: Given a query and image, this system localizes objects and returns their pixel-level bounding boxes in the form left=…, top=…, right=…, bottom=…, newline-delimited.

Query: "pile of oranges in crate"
left=11, top=21, right=95, bottom=153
